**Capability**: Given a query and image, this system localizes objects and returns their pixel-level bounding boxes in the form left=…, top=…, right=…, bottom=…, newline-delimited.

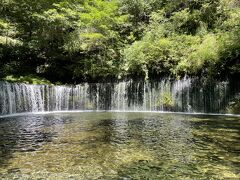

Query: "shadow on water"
left=191, top=115, right=240, bottom=135
left=0, top=115, right=74, bottom=169
left=188, top=115, right=240, bottom=172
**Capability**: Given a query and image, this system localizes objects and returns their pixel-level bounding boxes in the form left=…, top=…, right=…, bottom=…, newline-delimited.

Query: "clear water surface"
left=0, top=112, right=239, bottom=179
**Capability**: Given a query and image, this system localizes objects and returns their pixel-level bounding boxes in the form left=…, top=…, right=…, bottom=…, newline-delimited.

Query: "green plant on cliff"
left=227, top=94, right=240, bottom=114
left=157, top=91, right=174, bottom=110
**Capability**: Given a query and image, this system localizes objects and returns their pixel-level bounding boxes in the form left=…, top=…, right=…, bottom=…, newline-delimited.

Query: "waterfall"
left=0, top=78, right=240, bottom=115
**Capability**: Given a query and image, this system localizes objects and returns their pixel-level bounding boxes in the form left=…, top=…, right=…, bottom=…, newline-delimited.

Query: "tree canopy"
left=0, top=0, right=240, bottom=83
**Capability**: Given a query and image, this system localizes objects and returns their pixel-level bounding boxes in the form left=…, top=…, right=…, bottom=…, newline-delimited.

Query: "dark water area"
left=0, top=112, right=239, bottom=179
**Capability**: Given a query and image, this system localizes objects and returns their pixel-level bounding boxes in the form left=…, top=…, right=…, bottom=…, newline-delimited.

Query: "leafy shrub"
left=176, top=34, right=219, bottom=75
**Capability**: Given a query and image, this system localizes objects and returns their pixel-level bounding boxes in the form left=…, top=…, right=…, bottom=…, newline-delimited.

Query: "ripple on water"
left=0, top=112, right=239, bottom=179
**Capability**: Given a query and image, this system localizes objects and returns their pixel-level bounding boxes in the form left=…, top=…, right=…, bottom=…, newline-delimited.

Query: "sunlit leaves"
left=0, top=0, right=240, bottom=81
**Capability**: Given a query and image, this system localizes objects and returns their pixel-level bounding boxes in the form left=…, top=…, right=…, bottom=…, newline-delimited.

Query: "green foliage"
left=176, top=34, right=219, bottom=75
left=3, top=75, right=52, bottom=85
left=123, top=0, right=240, bottom=79
left=157, top=91, right=174, bottom=110
left=0, top=18, right=20, bottom=46
left=29, top=0, right=127, bottom=80
left=0, top=0, right=240, bottom=83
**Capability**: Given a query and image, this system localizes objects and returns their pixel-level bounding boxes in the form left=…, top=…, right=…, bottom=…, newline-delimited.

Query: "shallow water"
left=0, top=112, right=239, bottom=179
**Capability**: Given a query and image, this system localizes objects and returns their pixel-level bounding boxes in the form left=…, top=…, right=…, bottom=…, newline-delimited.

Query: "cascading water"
left=0, top=77, right=240, bottom=115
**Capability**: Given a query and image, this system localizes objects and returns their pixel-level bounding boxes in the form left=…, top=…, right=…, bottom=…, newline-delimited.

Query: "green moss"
left=2, top=75, right=52, bottom=85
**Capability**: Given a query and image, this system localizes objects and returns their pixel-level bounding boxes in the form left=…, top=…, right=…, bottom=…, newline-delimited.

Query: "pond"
left=0, top=112, right=239, bottom=179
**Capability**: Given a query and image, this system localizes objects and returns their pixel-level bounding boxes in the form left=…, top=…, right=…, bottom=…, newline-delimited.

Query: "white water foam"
left=1, top=110, right=240, bottom=119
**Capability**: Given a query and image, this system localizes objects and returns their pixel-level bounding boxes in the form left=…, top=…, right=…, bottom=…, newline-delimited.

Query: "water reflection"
left=0, top=115, right=73, bottom=168
left=0, top=112, right=239, bottom=179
